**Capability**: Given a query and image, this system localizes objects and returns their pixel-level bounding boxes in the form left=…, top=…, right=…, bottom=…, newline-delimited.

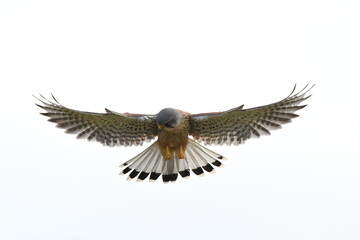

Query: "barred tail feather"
left=119, top=138, right=226, bottom=183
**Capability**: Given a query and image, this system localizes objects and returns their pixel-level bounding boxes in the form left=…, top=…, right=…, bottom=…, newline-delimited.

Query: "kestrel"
left=35, top=84, right=313, bottom=183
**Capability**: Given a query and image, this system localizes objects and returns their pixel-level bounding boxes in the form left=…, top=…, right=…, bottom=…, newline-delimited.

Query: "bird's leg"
left=179, top=145, right=185, bottom=159
left=165, top=146, right=171, bottom=160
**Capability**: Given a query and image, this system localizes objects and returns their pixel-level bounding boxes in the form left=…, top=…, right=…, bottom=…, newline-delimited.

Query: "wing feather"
left=35, top=95, right=158, bottom=147
left=189, top=84, right=314, bottom=145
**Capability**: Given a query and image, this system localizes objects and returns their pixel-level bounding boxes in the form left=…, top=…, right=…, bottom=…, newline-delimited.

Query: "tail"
left=119, top=138, right=226, bottom=183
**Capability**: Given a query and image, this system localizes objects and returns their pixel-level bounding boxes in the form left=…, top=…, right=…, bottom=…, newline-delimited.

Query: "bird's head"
left=156, top=108, right=182, bottom=130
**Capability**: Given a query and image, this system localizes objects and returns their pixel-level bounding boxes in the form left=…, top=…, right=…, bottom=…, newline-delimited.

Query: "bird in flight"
left=35, top=84, right=313, bottom=183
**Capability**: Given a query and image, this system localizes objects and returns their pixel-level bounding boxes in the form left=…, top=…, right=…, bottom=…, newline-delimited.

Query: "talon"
left=165, top=146, right=171, bottom=160
left=179, top=145, right=185, bottom=159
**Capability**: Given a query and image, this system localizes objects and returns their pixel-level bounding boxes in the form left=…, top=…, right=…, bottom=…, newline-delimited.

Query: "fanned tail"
left=119, top=138, right=226, bottom=183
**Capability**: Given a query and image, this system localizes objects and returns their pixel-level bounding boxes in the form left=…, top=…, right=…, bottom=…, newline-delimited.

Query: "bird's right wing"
left=189, top=84, right=314, bottom=146
left=35, top=95, right=158, bottom=147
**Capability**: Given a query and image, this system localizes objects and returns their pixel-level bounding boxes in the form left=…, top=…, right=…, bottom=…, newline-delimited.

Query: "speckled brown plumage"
left=36, top=95, right=158, bottom=147
left=189, top=85, right=311, bottom=145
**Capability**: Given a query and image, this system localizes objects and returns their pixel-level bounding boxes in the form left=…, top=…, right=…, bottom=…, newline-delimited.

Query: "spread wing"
left=35, top=95, right=158, bottom=147
left=189, top=84, right=314, bottom=145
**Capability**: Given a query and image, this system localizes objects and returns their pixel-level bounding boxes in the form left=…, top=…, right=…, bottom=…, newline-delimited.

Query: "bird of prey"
left=35, top=84, right=313, bottom=183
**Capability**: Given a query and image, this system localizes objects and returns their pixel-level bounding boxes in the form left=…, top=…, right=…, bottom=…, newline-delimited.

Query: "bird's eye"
left=165, top=123, right=174, bottom=128
left=165, top=120, right=176, bottom=128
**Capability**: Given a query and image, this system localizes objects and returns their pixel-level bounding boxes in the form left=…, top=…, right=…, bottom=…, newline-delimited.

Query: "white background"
left=1, top=0, right=359, bottom=239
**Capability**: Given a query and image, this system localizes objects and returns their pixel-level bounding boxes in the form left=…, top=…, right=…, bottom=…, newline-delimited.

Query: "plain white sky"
left=1, top=0, right=360, bottom=239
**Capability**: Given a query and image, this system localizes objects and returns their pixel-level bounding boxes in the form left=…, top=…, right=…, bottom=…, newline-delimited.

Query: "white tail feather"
left=119, top=138, right=226, bottom=183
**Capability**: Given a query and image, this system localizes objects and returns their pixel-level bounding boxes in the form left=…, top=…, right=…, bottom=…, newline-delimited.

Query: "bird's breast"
left=158, top=114, right=189, bottom=144
left=158, top=126, right=189, bottom=148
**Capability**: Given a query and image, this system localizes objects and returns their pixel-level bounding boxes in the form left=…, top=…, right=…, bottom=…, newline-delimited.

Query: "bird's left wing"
left=35, top=95, right=158, bottom=146
left=189, top=84, right=314, bottom=146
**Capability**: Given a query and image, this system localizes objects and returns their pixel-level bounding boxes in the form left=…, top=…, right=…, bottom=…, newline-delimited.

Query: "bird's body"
left=157, top=110, right=190, bottom=160
left=35, top=84, right=314, bottom=183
